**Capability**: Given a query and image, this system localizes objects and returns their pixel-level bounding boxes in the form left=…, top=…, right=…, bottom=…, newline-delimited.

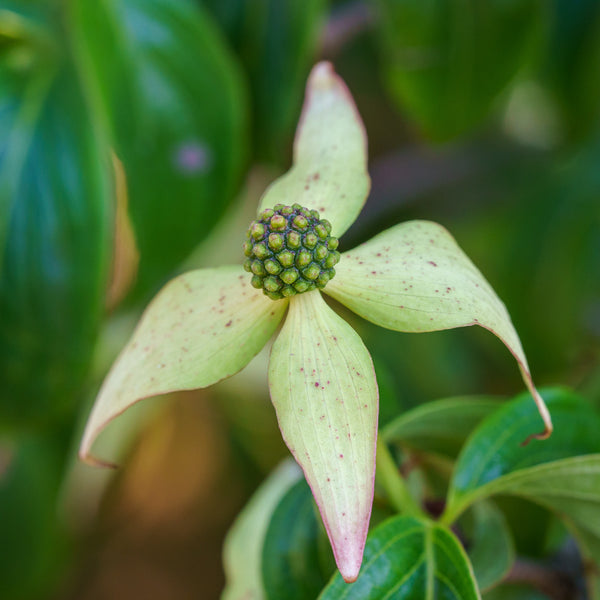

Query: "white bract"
left=80, top=62, right=551, bottom=583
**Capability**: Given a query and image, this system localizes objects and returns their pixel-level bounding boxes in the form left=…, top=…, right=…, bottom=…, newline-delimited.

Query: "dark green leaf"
left=319, top=515, right=480, bottom=599
left=541, top=0, right=600, bottom=142
left=461, top=501, right=514, bottom=592
left=0, top=434, right=70, bottom=599
left=204, top=0, right=327, bottom=162
left=0, top=22, right=111, bottom=426
left=223, top=460, right=302, bottom=600
left=375, top=0, right=544, bottom=140
left=382, top=396, right=501, bottom=457
left=70, top=0, right=247, bottom=298
left=262, top=479, right=335, bottom=600
left=445, top=388, right=600, bottom=518
left=443, top=388, right=600, bottom=594
left=484, top=584, right=550, bottom=600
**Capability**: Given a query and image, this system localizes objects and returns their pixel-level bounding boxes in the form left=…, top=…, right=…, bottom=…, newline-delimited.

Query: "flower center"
left=243, top=204, right=341, bottom=300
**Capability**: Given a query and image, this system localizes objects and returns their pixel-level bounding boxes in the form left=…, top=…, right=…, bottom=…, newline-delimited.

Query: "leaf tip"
left=337, top=551, right=362, bottom=584
left=519, top=379, right=554, bottom=446
left=78, top=450, right=119, bottom=470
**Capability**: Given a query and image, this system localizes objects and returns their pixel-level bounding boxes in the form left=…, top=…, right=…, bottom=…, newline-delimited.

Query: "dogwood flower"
left=80, top=62, right=552, bottom=583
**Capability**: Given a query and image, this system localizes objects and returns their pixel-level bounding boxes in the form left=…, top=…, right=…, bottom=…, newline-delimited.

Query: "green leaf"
left=319, top=515, right=481, bottom=599
left=382, top=396, right=501, bottom=458
left=483, top=585, right=550, bottom=600
left=375, top=0, right=544, bottom=139
left=443, top=387, right=600, bottom=597
left=80, top=266, right=286, bottom=465
left=222, top=460, right=302, bottom=600
left=542, top=0, right=600, bottom=142
left=268, top=290, right=378, bottom=583
left=0, top=433, right=69, bottom=599
left=325, top=220, right=552, bottom=439
left=204, top=0, right=327, bottom=162
left=258, top=62, right=370, bottom=238
left=70, top=0, right=247, bottom=298
left=0, top=26, right=111, bottom=426
left=262, top=478, right=335, bottom=600
left=444, top=388, right=600, bottom=521
left=461, top=501, right=514, bottom=592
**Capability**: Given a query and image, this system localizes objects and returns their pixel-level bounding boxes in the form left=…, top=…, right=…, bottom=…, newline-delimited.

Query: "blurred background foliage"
left=0, top=0, right=598, bottom=598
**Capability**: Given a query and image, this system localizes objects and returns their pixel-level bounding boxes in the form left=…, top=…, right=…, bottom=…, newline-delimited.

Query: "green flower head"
left=80, top=63, right=551, bottom=583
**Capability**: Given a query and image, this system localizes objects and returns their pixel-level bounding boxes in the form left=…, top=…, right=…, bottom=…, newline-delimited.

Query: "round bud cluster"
left=243, top=204, right=341, bottom=300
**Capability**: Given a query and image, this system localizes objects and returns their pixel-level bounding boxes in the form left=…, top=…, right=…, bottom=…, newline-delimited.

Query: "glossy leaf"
left=262, top=478, right=335, bottom=600
left=445, top=388, right=600, bottom=521
left=222, top=460, right=302, bottom=600
left=0, top=35, right=111, bottom=426
left=204, top=0, right=327, bottom=162
left=269, top=290, right=378, bottom=583
left=319, top=515, right=480, bottom=599
left=80, top=267, right=286, bottom=465
left=326, top=220, right=551, bottom=439
left=462, top=501, right=514, bottom=592
left=258, top=62, right=370, bottom=238
left=382, top=396, right=501, bottom=457
left=376, top=0, right=543, bottom=139
left=70, top=0, right=247, bottom=298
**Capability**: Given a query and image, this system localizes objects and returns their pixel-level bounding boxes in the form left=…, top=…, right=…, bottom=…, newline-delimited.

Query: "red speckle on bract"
left=315, top=382, right=320, bottom=387
left=428, top=261, right=437, bottom=267
left=225, top=320, right=232, bottom=327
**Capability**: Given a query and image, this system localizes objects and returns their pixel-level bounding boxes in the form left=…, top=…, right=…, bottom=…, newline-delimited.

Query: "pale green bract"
left=80, top=61, right=551, bottom=584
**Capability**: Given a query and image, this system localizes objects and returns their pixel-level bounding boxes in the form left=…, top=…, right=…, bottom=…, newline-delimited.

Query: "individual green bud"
left=253, top=242, right=270, bottom=260
left=264, top=259, right=282, bottom=275
left=287, top=231, right=302, bottom=249
left=266, top=291, right=283, bottom=300
left=327, top=238, right=339, bottom=251
left=243, top=241, right=253, bottom=257
left=263, top=276, right=282, bottom=293
left=294, top=280, right=311, bottom=293
left=251, top=260, right=266, bottom=276
left=260, top=208, right=274, bottom=220
left=281, top=285, right=297, bottom=298
left=251, top=222, right=265, bottom=239
left=316, top=271, right=330, bottom=288
left=243, top=259, right=252, bottom=272
left=302, top=263, right=320, bottom=280
left=314, top=244, right=328, bottom=261
left=273, top=203, right=285, bottom=211
left=270, top=214, right=287, bottom=231
left=304, top=232, right=318, bottom=248
left=315, top=223, right=328, bottom=239
left=280, top=205, right=294, bottom=216
left=268, top=233, right=284, bottom=252
left=251, top=275, right=263, bottom=289
left=323, top=251, right=340, bottom=269
left=280, top=268, right=299, bottom=284
left=278, top=250, right=295, bottom=268
left=292, top=214, right=308, bottom=230
left=296, top=249, right=312, bottom=267
left=310, top=210, right=320, bottom=220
